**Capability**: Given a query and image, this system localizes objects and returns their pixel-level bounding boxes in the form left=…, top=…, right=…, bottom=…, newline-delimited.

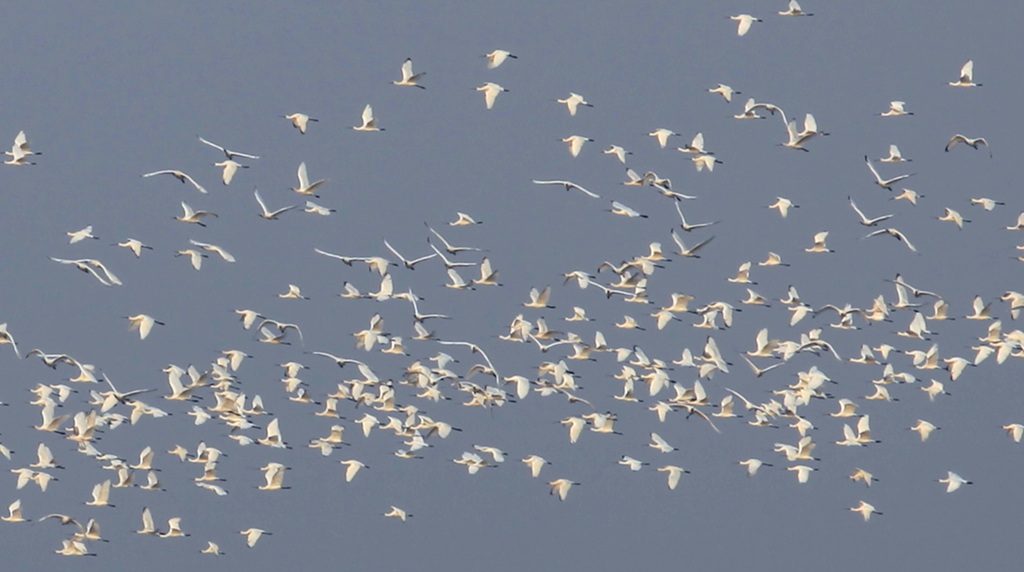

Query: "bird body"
left=393, top=58, right=426, bottom=88
left=476, top=83, right=509, bottom=109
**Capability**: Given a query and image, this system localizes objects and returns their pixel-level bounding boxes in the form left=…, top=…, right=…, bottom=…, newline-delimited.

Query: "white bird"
left=549, top=478, right=578, bottom=501
left=67, top=225, right=99, bottom=244
left=175, top=202, right=217, bottom=226
left=862, top=228, right=919, bottom=254
left=909, top=419, right=939, bottom=442
left=788, top=465, right=817, bottom=484
left=1003, top=424, right=1024, bottom=443
left=214, top=159, right=248, bottom=185
left=201, top=541, right=223, bottom=555
left=531, top=179, right=599, bottom=199
left=865, top=156, right=914, bottom=190
left=384, top=506, right=411, bottom=521
left=176, top=249, right=207, bottom=270
left=484, top=49, right=517, bottom=69
left=848, top=196, right=893, bottom=226
left=734, top=97, right=777, bottom=120
left=881, top=144, right=910, bottom=163
left=383, top=240, right=437, bottom=270
left=603, top=145, right=632, bottom=163
left=649, top=432, right=677, bottom=453
left=557, top=92, right=592, bottom=116
left=142, top=170, right=208, bottom=193
left=768, top=196, right=798, bottom=218
left=781, top=114, right=825, bottom=151
left=619, top=455, right=648, bottom=471
left=677, top=132, right=710, bottom=155
left=160, top=517, right=188, bottom=538
left=649, top=128, right=677, bottom=148
left=116, top=238, right=153, bottom=257
left=6, top=130, right=39, bottom=158
left=353, top=104, right=382, bottom=131
left=970, top=197, right=1004, bottom=211
left=392, top=58, right=426, bottom=88
left=254, top=189, right=296, bottom=220
left=561, top=135, right=593, bottom=157
left=521, top=455, right=550, bottom=478
left=449, top=212, right=481, bottom=226
left=731, top=14, right=762, bottom=36
left=881, top=101, right=912, bottom=117
left=304, top=200, right=335, bottom=216
left=198, top=136, right=260, bottom=160
left=892, top=187, right=923, bottom=205
left=240, top=528, right=269, bottom=548
left=778, top=0, right=813, bottom=16
left=707, top=83, right=740, bottom=102
left=805, top=231, right=833, bottom=253
left=670, top=230, right=715, bottom=258
left=658, top=465, right=689, bottom=490
left=692, top=154, right=723, bottom=172
left=189, top=239, right=235, bottom=262
left=850, top=501, right=882, bottom=521
left=945, top=134, right=991, bottom=157
left=425, top=223, right=484, bottom=255
left=476, top=83, right=509, bottom=109
left=126, top=314, right=164, bottom=340
left=938, top=207, right=970, bottom=229
left=257, top=417, right=287, bottom=448
left=277, top=284, right=309, bottom=301
left=292, top=162, right=327, bottom=196
left=138, top=507, right=157, bottom=536
left=50, top=257, right=122, bottom=286
left=282, top=112, right=318, bottom=133
left=3, top=145, right=34, bottom=166
left=339, top=459, right=368, bottom=483
left=86, top=479, right=113, bottom=507
left=938, top=471, right=972, bottom=493
left=739, top=458, right=772, bottom=476
left=949, top=60, right=981, bottom=87
left=2, top=500, right=25, bottom=523
left=258, top=463, right=289, bottom=491
left=609, top=201, right=647, bottom=219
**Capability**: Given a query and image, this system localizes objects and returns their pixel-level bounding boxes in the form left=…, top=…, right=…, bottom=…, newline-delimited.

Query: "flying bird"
left=862, top=228, right=919, bottom=254
left=476, top=83, right=509, bottom=109
left=865, top=156, right=914, bottom=190
left=282, top=112, right=318, bottom=133
left=945, top=134, right=991, bottom=157
left=353, top=104, right=383, bottom=131
left=532, top=179, right=599, bottom=199
left=142, top=170, right=208, bottom=193
left=731, top=14, right=762, bottom=36
left=949, top=60, right=981, bottom=87
left=392, top=58, right=426, bottom=88
left=197, top=136, right=260, bottom=160
left=484, top=49, right=517, bottom=69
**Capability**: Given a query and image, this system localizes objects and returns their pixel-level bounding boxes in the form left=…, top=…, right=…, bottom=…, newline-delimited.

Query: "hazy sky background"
left=0, top=2, right=1022, bottom=569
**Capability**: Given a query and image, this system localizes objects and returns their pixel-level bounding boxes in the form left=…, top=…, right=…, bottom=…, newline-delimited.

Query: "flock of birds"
left=0, top=1, right=1017, bottom=560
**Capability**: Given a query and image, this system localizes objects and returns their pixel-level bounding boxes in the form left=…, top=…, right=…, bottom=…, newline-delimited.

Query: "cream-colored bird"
left=175, top=202, right=217, bottom=226
left=949, top=60, right=980, bottom=87
left=392, top=58, right=426, bottom=89
left=292, top=162, right=327, bottom=196
left=731, top=14, right=762, bottom=36
left=557, top=92, right=592, bottom=116
left=126, top=314, right=164, bottom=340
left=476, top=83, right=509, bottom=109
left=484, top=49, right=517, bottom=69
left=353, top=104, right=382, bottom=131
left=283, top=112, right=318, bottom=133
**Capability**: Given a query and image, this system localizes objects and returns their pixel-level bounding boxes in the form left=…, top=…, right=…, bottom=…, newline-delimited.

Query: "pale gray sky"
left=0, top=2, right=1021, bottom=569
